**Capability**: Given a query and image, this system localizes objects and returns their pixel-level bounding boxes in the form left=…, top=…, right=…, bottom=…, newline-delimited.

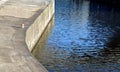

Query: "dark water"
left=33, top=0, right=120, bottom=72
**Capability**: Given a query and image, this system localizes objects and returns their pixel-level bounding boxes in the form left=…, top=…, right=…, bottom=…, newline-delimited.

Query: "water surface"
left=33, top=0, right=120, bottom=72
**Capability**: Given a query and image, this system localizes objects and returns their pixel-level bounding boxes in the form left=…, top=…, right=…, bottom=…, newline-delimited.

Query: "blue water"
left=33, top=0, right=120, bottom=72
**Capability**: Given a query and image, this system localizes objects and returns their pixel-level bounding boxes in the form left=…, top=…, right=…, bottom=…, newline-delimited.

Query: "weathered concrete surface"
left=0, top=0, right=54, bottom=72
left=26, top=0, right=54, bottom=51
left=0, top=0, right=8, bottom=5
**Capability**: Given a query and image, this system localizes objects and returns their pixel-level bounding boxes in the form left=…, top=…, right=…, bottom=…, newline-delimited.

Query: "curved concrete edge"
left=26, top=0, right=55, bottom=51
left=0, top=0, right=54, bottom=72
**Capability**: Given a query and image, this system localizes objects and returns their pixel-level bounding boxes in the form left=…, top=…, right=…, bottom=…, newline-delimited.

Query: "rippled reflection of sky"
left=47, top=0, right=120, bottom=56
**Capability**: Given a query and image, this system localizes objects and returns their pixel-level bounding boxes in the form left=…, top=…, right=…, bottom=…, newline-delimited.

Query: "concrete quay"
left=0, top=0, right=54, bottom=72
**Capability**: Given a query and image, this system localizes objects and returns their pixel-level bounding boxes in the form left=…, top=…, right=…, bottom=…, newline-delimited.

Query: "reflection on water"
left=33, top=0, right=120, bottom=72
left=32, top=17, right=54, bottom=56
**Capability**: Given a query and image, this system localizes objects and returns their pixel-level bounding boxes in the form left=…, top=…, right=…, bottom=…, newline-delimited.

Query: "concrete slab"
left=0, top=0, right=54, bottom=72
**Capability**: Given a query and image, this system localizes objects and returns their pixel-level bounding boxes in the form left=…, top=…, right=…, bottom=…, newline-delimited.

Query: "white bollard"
left=22, top=24, right=25, bottom=28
